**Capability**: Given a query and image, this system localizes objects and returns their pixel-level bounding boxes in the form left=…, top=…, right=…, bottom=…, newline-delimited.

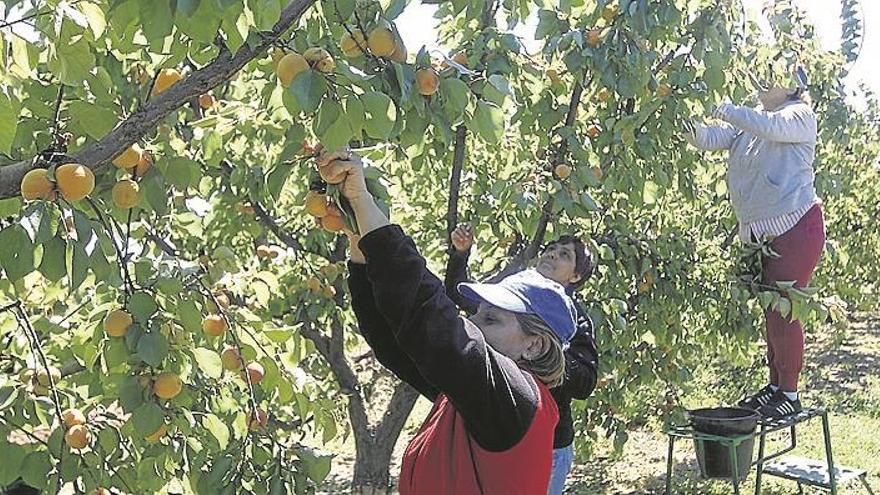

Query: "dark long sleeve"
left=557, top=313, right=598, bottom=400
left=348, top=262, right=439, bottom=400
left=443, top=249, right=480, bottom=315
left=359, top=225, right=539, bottom=452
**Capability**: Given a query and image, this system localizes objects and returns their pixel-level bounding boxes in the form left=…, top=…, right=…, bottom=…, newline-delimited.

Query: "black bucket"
left=688, top=407, right=760, bottom=480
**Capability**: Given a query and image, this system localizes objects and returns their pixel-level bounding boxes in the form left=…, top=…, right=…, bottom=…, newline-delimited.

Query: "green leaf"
left=0, top=225, right=35, bottom=282
left=20, top=452, right=52, bottom=490
left=175, top=0, right=222, bottom=43
left=48, top=37, right=95, bottom=85
left=299, top=446, right=333, bottom=483
left=129, top=292, right=159, bottom=322
left=141, top=1, right=174, bottom=40
left=0, top=92, right=19, bottom=155
left=79, top=2, right=107, bottom=38
left=289, top=71, right=327, bottom=115
left=68, top=100, right=118, bottom=140
left=118, top=375, right=145, bottom=411
left=0, top=443, right=26, bottom=485
left=440, top=78, right=469, bottom=121
left=469, top=101, right=504, bottom=144
left=203, top=413, right=229, bottom=449
left=137, top=332, right=170, bottom=367
left=344, top=97, right=366, bottom=138
left=178, top=298, right=202, bottom=334
left=142, top=173, right=169, bottom=215
left=177, top=0, right=201, bottom=16
left=161, top=157, right=195, bottom=189
left=0, top=386, right=19, bottom=411
left=320, top=112, right=354, bottom=153
left=251, top=0, right=281, bottom=30
left=39, top=234, right=67, bottom=282
left=192, top=347, right=223, bottom=379
left=361, top=92, right=396, bottom=139
left=131, top=402, right=165, bottom=437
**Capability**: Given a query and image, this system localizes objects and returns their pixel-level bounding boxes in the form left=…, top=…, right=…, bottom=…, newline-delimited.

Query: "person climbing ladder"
left=683, top=59, right=825, bottom=419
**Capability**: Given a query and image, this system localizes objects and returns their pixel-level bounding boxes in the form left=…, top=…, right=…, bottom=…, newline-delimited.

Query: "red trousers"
left=761, top=204, right=825, bottom=392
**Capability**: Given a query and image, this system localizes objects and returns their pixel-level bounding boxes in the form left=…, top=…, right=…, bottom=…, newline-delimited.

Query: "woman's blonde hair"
left=514, top=313, right=565, bottom=388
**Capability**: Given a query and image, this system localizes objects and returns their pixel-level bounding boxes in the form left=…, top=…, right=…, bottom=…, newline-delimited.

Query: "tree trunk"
left=349, top=382, right=420, bottom=494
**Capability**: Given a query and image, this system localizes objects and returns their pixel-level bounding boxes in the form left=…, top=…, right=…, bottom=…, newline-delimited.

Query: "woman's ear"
left=521, top=334, right=549, bottom=362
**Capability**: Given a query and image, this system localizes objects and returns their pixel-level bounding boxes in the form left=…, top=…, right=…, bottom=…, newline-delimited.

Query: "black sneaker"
left=757, top=391, right=802, bottom=419
left=737, top=385, right=776, bottom=410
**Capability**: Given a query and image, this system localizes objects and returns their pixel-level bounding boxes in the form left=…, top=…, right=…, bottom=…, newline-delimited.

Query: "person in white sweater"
left=684, top=63, right=825, bottom=419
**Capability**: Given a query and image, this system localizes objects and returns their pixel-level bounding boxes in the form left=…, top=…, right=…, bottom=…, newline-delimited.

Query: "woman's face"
left=468, top=304, right=543, bottom=361
left=536, top=242, right=581, bottom=287
left=758, top=87, right=791, bottom=111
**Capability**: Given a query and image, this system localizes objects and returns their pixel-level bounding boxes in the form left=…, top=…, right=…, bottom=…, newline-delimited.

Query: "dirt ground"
left=319, top=312, right=880, bottom=494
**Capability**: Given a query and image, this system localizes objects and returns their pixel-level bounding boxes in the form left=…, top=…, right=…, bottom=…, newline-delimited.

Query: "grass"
left=316, top=313, right=880, bottom=494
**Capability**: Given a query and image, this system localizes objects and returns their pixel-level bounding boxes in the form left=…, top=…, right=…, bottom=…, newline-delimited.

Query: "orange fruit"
left=65, top=424, right=90, bottom=449
left=368, top=26, right=396, bottom=57
left=247, top=408, right=269, bottom=431
left=601, top=4, right=619, bottom=21
left=199, top=94, right=216, bottom=109
left=240, top=362, right=265, bottom=385
left=591, top=166, right=603, bottom=180
left=586, top=124, right=601, bottom=138
left=112, top=144, right=143, bottom=169
left=135, top=151, right=153, bottom=177
left=276, top=53, right=309, bottom=86
left=390, top=36, right=407, bottom=63
left=55, top=163, right=95, bottom=201
left=145, top=423, right=167, bottom=443
left=597, top=87, right=611, bottom=102
left=657, top=83, right=672, bottom=98
left=103, top=309, right=133, bottom=337
left=341, top=31, right=367, bottom=57
left=452, top=52, right=467, bottom=67
left=256, top=245, right=271, bottom=259
left=202, top=314, right=227, bottom=337
left=35, top=366, right=61, bottom=387
left=20, top=168, right=55, bottom=200
left=151, top=68, right=183, bottom=96
left=307, top=277, right=322, bottom=293
left=220, top=346, right=242, bottom=371
left=152, top=372, right=183, bottom=400
left=268, top=246, right=283, bottom=259
left=323, top=285, right=337, bottom=298
left=554, top=164, right=572, bottom=180
left=304, top=47, right=335, bottom=73
left=112, top=179, right=141, bottom=209
left=62, top=408, right=86, bottom=428
left=304, top=191, right=327, bottom=218
left=587, top=28, right=603, bottom=47
left=321, top=213, right=345, bottom=232
left=415, top=68, right=440, bottom=96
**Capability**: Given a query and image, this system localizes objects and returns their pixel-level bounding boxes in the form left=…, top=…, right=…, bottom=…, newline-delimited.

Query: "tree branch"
left=0, top=0, right=318, bottom=199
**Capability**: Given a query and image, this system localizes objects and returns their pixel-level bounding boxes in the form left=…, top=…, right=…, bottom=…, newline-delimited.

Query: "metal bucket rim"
left=686, top=407, right=760, bottom=423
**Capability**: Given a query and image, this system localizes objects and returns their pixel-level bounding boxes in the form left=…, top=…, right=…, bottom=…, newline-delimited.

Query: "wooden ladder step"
left=762, top=456, right=867, bottom=489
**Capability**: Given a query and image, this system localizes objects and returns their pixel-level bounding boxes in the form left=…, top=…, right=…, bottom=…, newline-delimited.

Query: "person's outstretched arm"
left=444, top=225, right=479, bottom=315
left=318, top=151, right=541, bottom=452
left=714, top=102, right=816, bottom=143
left=684, top=120, right=739, bottom=151
left=557, top=313, right=598, bottom=400
left=347, top=235, right=439, bottom=400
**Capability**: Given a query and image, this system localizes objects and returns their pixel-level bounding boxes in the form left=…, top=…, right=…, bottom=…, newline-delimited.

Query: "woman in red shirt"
left=318, top=150, right=577, bottom=494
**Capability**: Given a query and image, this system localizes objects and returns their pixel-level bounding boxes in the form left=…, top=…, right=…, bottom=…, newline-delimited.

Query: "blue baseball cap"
left=458, top=269, right=577, bottom=345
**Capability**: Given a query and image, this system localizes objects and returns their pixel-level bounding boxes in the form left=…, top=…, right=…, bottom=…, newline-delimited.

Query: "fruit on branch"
left=586, top=124, right=601, bottom=138
left=341, top=31, right=368, bottom=58
left=276, top=52, right=309, bottom=86
left=112, top=179, right=141, bottom=209
left=20, top=168, right=55, bottom=200
left=153, top=372, right=183, bottom=400
left=145, top=423, right=167, bottom=443
left=304, top=191, right=329, bottom=217
left=55, top=163, right=95, bottom=201
left=304, top=47, right=335, bottom=73
left=247, top=408, right=269, bottom=431
left=62, top=408, right=86, bottom=428
left=36, top=366, right=61, bottom=387
left=103, top=309, right=133, bottom=337
left=135, top=151, right=153, bottom=177
left=202, top=314, right=227, bottom=337
left=64, top=424, right=90, bottom=450
left=554, top=164, right=572, bottom=180
left=657, top=83, right=672, bottom=98
left=416, top=68, right=440, bottom=96
left=199, top=94, right=216, bottom=109
left=368, top=24, right=396, bottom=57
left=256, top=245, right=271, bottom=259
left=221, top=346, right=242, bottom=371
left=151, top=68, right=183, bottom=96
left=241, top=362, right=265, bottom=385
left=587, top=28, right=603, bottom=47
left=112, top=144, right=143, bottom=169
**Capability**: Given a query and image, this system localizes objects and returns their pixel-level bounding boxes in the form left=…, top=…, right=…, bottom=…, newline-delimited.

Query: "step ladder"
left=664, top=406, right=875, bottom=495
